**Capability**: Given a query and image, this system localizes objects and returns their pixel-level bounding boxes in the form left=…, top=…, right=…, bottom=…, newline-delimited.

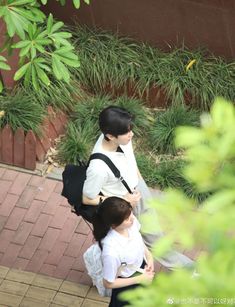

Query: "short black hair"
left=99, top=106, right=133, bottom=139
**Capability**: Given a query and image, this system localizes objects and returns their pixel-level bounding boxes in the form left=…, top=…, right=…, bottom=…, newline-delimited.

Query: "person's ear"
left=106, top=134, right=116, bottom=141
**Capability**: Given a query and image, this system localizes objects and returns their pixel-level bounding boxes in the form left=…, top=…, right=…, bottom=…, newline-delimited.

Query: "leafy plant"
left=71, top=25, right=140, bottom=94
left=149, top=104, right=200, bottom=154
left=71, top=25, right=235, bottom=109
left=136, top=153, right=184, bottom=188
left=11, top=14, right=80, bottom=89
left=57, top=120, right=95, bottom=164
left=0, top=89, right=45, bottom=135
left=0, top=0, right=90, bottom=91
left=21, top=78, right=86, bottom=112
left=73, top=94, right=111, bottom=139
left=122, top=97, right=235, bottom=306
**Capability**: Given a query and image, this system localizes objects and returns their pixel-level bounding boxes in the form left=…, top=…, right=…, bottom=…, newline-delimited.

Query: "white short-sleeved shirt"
left=101, top=216, right=145, bottom=283
left=83, top=134, right=139, bottom=199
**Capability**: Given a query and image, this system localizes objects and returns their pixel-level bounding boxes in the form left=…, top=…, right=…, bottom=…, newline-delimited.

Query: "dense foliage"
left=121, top=97, right=235, bottom=307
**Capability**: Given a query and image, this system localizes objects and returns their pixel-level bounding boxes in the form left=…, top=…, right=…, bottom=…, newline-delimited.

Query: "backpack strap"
left=89, top=153, right=133, bottom=194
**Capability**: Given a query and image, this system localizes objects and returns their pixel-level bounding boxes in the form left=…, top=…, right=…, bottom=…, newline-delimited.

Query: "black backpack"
left=61, top=153, right=132, bottom=223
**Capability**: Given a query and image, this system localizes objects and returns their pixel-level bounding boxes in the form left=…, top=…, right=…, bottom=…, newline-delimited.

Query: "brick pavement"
left=0, top=166, right=93, bottom=285
left=0, top=164, right=199, bottom=306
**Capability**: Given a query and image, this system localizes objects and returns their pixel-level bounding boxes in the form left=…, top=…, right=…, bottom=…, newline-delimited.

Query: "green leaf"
left=14, top=62, right=31, bottom=80
left=52, top=32, right=72, bottom=39
left=34, top=43, right=45, bottom=53
left=23, top=64, right=31, bottom=87
left=30, top=8, right=45, bottom=22
left=54, top=37, right=72, bottom=47
left=27, top=23, right=34, bottom=40
left=73, top=0, right=80, bottom=9
left=47, top=13, right=53, bottom=34
left=52, top=55, right=62, bottom=80
left=51, top=21, right=64, bottom=33
left=41, top=0, right=47, bottom=4
left=52, top=54, right=70, bottom=83
left=84, top=0, right=90, bottom=4
left=56, top=54, right=80, bottom=67
left=9, top=0, right=33, bottom=6
left=5, top=12, right=16, bottom=37
left=30, top=46, right=36, bottom=59
left=0, top=62, right=11, bottom=70
left=53, top=46, right=74, bottom=54
left=35, top=64, right=50, bottom=86
left=0, top=7, right=7, bottom=18
left=0, top=80, right=3, bottom=93
left=31, top=64, right=39, bottom=90
left=19, top=44, right=31, bottom=57
left=8, top=10, right=29, bottom=39
left=36, top=39, right=51, bottom=45
left=37, top=63, right=51, bottom=72
left=12, top=40, right=30, bottom=49
left=11, top=7, right=37, bottom=22
left=0, top=56, right=7, bottom=61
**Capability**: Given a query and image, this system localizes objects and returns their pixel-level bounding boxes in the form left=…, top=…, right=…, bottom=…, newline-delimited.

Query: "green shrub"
left=136, top=153, right=209, bottom=202
left=0, top=89, right=45, bottom=135
left=57, top=120, right=95, bottom=164
left=136, top=153, right=184, bottom=188
left=71, top=25, right=139, bottom=94
left=71, top=25, right=235, bottom=110
left=149, top=104, right=200, bottom=154
left=20, top=78, right=85, bottom=112
left=123, top=98, right=235, bottom=307
left=73, top=94, right=111, bottom=139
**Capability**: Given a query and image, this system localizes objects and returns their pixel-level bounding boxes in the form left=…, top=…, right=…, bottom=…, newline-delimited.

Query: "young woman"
left=92, top=196, right=155, bottom=307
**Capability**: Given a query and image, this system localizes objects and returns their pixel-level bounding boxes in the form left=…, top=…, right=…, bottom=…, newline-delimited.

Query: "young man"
left=83, top=105, right=193, bottom=269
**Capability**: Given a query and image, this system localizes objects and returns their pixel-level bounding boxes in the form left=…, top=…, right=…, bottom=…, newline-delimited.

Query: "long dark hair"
left=92, top=197, right=132, bottom=248
left=99, top=106, right=133, bottom=140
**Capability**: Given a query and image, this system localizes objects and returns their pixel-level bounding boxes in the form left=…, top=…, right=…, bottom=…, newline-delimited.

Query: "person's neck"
left=102, top=138, right=118, bottom=152
left=114, top=227, right=129, bottom=238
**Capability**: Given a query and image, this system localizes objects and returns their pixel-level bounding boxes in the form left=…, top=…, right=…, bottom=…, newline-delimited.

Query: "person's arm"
left=82, top=161, right=108, bottom=205
left=144, top=245, right=154, bottom=272
left=103, top=270, right=154, bottom=289
left=82, top=195, right=107, bottom=206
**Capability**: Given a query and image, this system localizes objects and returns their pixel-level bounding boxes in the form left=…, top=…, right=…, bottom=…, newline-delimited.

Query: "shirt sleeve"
left=83, top=160, right=109, bottom=199
left=102, top=252, right=121, bottom=283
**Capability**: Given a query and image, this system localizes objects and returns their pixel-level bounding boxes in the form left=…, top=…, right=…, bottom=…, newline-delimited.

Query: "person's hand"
left=124, top=190, right=141, bottom=208
left=145, top=256, right=154, bottom=273
left=139, top=269, right=155, bottom=283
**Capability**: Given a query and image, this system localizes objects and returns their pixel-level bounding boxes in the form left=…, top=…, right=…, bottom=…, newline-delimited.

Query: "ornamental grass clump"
left=149, top=104, right=200, bottom=155
left=0, top=89, right=45, bottom=135
left=73, top=94, right=111, bottom=139
left=57, top=120, right=95, bottom=164
left=71, top=25, right=235, bottom=110
left=136, top=152, right=210, bottom=203
left=71, top=25, right=140, bottom=93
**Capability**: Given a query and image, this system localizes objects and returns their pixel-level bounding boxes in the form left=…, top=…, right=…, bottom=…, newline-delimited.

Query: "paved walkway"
left=0, top=164, right=110, bottom=306
left=0, top=265, right=109, bottom=306
left=0, top=163, right=198, bottom=306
